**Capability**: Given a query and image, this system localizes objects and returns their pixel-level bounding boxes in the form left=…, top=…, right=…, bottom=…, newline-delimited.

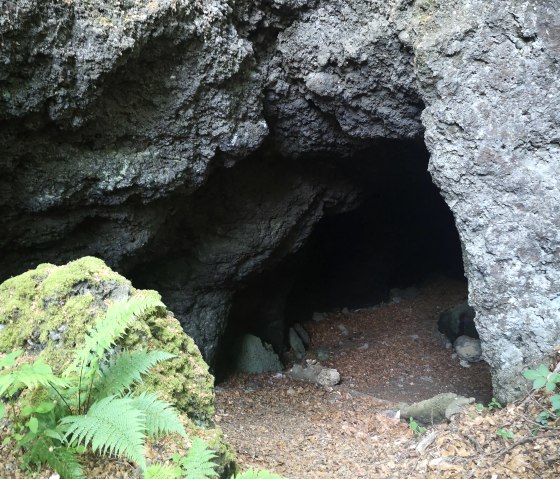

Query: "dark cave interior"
left=216, top=140, right=468, bottom=379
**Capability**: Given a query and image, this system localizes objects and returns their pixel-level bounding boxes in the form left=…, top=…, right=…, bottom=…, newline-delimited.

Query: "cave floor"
left=302, top=276, right=492, bottom=404
left=215, top=277, right=503, bottom=478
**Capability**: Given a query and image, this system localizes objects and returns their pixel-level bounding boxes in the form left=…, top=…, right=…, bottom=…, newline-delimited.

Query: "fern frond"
left=145, top=463, right=181, bottom=479
left=71, top=296, right=164, bottom=371
left=128, top=392, right=186, bottom=438
left=177, top=437, right=219, bottom=479
left=0, top=361, right=68, bottom=397
left=24, top=440, right=85, bottom=479
left=95, top=350, right=175, bottom=399
left=235, top=469, right=284, bottom=479
left=61, top=395, right=147, bottom=470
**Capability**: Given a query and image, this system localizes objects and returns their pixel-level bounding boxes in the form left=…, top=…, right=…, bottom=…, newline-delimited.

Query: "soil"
left=215, top=277, right=560, bottom=478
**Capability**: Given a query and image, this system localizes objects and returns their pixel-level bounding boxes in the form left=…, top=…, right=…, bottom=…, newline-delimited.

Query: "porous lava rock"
left=0, top=0, right=559, bottom=403
left=408, top=0, right=560, bottom=401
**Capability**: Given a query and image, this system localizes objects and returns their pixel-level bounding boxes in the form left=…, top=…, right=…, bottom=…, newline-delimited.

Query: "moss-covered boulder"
left=0, top=256, right=214, bottom=422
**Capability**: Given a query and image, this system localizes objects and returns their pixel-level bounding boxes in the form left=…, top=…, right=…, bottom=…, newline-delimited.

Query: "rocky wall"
left=406, top=0, right=560, bottom=401
left=0, top=0, right=558, bottom=401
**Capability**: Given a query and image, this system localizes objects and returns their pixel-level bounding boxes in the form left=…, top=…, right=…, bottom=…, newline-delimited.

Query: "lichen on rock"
left=0, top=256, right=215, bottom=422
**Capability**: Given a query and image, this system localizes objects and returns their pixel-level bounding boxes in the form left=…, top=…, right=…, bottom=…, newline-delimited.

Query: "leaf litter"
left=216, top=278, right=560, bottom=478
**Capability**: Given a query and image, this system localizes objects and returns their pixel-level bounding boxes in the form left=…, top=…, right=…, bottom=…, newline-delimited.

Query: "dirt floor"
left=215, top=277, right=560, bottom=478
left=2, top=277, right=559, bottom=478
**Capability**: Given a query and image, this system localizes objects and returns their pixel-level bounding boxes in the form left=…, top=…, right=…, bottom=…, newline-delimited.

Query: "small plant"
left=0, top=296, right=186, bottom=479
left=523, top=364, right=560, bottom=391
left=173, top=437, right=220, bottom=479
left=520, top=362, right=560, bottom=435
left=236, top=470, right=284, bottom=479
left=487, top=397, right=502, bottom=412
left=144, top=438, right=284, bottom=479
left=475, top=403, right=484, bottom=413
left=496, top=428, right=514, bottom=440
left=523, top=363, right=560, bottom=415
left=408, top=416, right=426, bottom=436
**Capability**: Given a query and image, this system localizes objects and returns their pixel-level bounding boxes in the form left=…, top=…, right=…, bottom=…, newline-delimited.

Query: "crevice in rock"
left=216, top=139, right=489, bottom=402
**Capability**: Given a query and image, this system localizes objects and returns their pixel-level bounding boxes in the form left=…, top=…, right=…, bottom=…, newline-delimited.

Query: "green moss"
left=0, top=257, right=215, bottom=421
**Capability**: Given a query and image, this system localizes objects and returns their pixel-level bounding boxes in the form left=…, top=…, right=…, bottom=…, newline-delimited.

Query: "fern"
left=61, top=395, right=147, bottom=470
left=95, top=349, right=175, bottom=399
left=168, top=438, right=287, bottom=479
left=129, top=392, right=186, bottom=438
left=175, top=437, right=219, bottom=479
left=71, top=296, right=164, bottom=371
left=145, top=464, right=181, bottom=479
left=25, top=439, right=85, bottom=479
left=235, top=470, right=284, bottom=479
left=1, top=296, right=187, bottom=478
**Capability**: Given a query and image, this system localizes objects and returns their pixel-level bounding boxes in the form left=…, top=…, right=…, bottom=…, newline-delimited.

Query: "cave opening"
left=217, top=139, right=492, bottom=403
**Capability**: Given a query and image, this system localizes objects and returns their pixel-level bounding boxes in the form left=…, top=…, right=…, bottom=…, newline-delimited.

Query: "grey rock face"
left=408, top=0, right=560, bottom=401
left=266, top=0, right=424, bottom=157
left=0, top=0, right=558, bottom=403
left=0, top=0, right=267, bottom=273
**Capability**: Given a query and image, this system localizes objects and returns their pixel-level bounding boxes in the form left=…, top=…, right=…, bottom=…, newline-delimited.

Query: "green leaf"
left=550, top=394, right=560, bottom=411
left=35, top=401, right=56, bottom=414
left=61, top=395, right=148, bottom=470
left=2, top=436, right=11, bottom=446
left=496, top=428, right=514, bottom=440
left=44, top=428, right=64, bottom=442
left=523, top=369, right=542, bottom=380
left=533, top=377, right=547, bottom=390
left=28, top=417, right=39, bottom=434
left=0, top=350, right=23, bottom=369
left=94, top=350, right=175, bottom=399
left=21, top=405, right=34, bottom=417
left=129, top=392, right=186, bottom=438
left=0, top=361, right=68, bottom=397
left=545, top=381, right=557, bottom=392
left=549, top=372, right=560, bottom=383
left=177, top=437, right=219, bottom=479
left=145, top=464, right=181, bottom=479
left=537, top=364, right=551, bottom=376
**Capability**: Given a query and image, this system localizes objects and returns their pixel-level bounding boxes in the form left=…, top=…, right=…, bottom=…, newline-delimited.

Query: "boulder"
left=399, top=393, right=474, bottom=425
left=454, top=335, right=483, bottom=363
left=293, top=323, right=311, bottom=348
left=437, top=302, right=478, bottom=343
left=0, top=257, right=214, bottom=421
left=288, top=361, right=341, bottom=387
left=289, top=328, right=306, bottom=358
left=235, top=334, right=283, bottom=374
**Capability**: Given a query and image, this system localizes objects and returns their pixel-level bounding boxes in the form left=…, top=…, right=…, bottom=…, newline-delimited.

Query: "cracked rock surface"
left=0, top=0, right=558, bottom=401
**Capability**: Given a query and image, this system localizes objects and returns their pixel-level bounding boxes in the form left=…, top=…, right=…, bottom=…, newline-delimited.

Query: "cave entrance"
left=218, top=140, right=492, bottom=403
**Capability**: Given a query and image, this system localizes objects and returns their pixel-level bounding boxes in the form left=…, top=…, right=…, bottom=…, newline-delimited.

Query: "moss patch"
left=0, top=256, right=215, bottom=421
